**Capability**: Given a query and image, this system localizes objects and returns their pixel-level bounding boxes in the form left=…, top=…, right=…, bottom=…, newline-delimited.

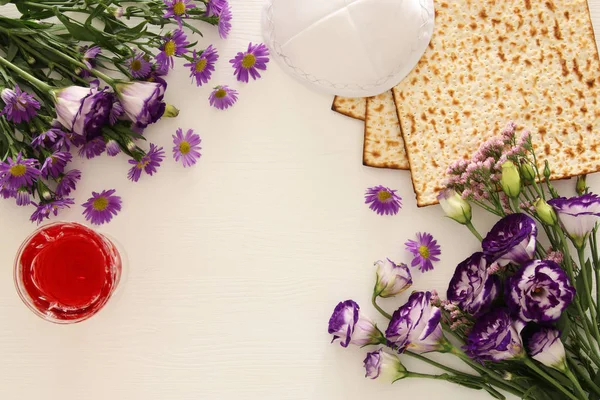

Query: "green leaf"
left=556, top=311, right=571, bottom=339
left=591, top=371, right=600, bottom=400
left=575, top=263, right=592, bottom=312
left=53, top=11, right=97, bottom=42
left=6, top=42, right=18, bottom=62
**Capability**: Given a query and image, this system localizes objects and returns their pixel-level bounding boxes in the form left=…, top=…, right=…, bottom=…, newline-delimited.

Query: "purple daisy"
left=110, top=100, right=124, bottom=125
left=172, top=128, right=202, bottom=167
left=55, top=169, right=81, bottom=197
left=216, top=2, right=232, bottom=39
left=0, top=186, right=16, bottom=199
left=364, top=185, right=402, bottom=216
left=0, top=153, right=41, bottom=190
left=184, top=46, right=218, bottom=87
left=31, top=128, right=62, bottom=148
left=155, top=29, right=189, bottom=71
left=79, top=46, right=101, bottom=78
left=30, top=198, right=74, bottom=225
left=125, top=52, right=152, bottom=79
left=106, top=139, right=122, bottom=157
left=205, top=0, right=227, bottom=16
left=15, top=188, right=31, bottom=206
left=230, top=42, right=270, bottom=83
left=1, top=85, right=40, bottom=123
left=405, top=232, right=441, bottom=272
left=163, top=0, right=195, bottom=27
left=209, top=85, right=238, bottom=110
left=53, top=131, right=84, bottom=152
left=128, top=143, right=165, bottom=182
left=82, top=189, right=122, bottom=225
left=78, top=137, right=106, bottom=159
left=41, top=151, right=72, bottom=178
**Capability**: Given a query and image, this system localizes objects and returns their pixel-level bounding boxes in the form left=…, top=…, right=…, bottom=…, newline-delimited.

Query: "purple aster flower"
left=55, top=169, right=81, bottom=197
left=465, top=308, right=525, bottom=362
left=163, top=0, right=195, bottom=27
left=79, top=45, right=101, bottom=78
left=328, top=300, right=384, bottom=348
left=125, top=52, right=152, bottom=79
left=40, top=151, right=72, bottom=178
left=364, top=185, right=402, bottom=216
left=447, top=252, right=500, bottom=317
left=128, top=143, right=165, bottom=182
left=363, top=349, right=408, bottom=382
left=155, top=29, right=189, bottom=71
left=54, top=82, right=114, bottom=141
left=404, top=232, right=441, bottom=272
left=78, top=137, right=106, bottom=159
left=116, top=81, right=166, bottom=129
left=15, top=187, right=31, bottom=206
left=53, top=131, right=84, bottom=152
left=209, top=85, right=238, bottom=110
left=373, top=259, right=412, bottom=298
left=216, top=2, right=232, bottom=39
left=505, top=259, right=574, bottom=323
left=205, top=0, right=227, bottom=16
left=0, top=153, right=41, bottom=190
left=30, top=198, right=74, bottom=224
left=482, top=213, right=537, bottom=267
left=184, top=46, right=218, bottom=87
left=172, top=128, right=201, bottom=167
left=385, top=291, right=445, bottom=354
left=522, top=326, right=567, bottom=372
left=106, top=139, right=122, bottom=157
left=82, top=189, right=122, bottom=225
left=110, top=100, right=124, bottom=125
left=0, top=185, right=16, bottom=199
left=1, top=85, right=40, bottom=123
left=31, top=128, right=62, bottom=148
left=548, top=193, right=600, bottom=248
left=230, top=43, right=270, bottom=83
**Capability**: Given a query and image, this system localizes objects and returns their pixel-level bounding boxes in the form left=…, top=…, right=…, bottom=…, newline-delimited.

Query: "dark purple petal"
left=482, top=213, right=537, bottom=266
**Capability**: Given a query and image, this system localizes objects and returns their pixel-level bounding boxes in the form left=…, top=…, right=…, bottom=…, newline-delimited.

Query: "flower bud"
left=437, top=189, right=472, bottom=224
left=520, top=163, right=536, bottom=182
left=544, top=160, right=551, bottom=180
left=364, top=349, right=408, bottom=382
left=576, top=175, right=587, bottom=196
left=374, top=259, right=412, bottom=298
left=163, top=103, right=180, bottom=118
left=501, top=161, right=521, bottom=198
left=534, top=198, right=558, bottom=226
left=523, top=327, right=567, bottom=372
left=109, top=6, right=124, bottom=17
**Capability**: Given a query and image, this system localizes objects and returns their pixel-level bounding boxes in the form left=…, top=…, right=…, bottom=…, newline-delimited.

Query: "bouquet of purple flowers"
left=329, top=122, right=600, bottom=399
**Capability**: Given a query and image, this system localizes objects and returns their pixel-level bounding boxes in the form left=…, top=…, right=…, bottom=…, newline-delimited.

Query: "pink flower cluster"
left=430, top=290, right=472, bottom=333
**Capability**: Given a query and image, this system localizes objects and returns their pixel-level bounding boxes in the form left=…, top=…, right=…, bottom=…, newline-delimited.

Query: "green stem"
left=371, top=294, right=391, bottom=320
left=578, top=246, right=599, bottom=328
left=510, top=196, right=521, bottom=212
left=465, top=221, right=483, bottom=241
left=567, top=357, right=600, bottom=395
left=564, top=366, right=593, bottom=399
left=0, top=55, right=52, bottom=92
left=404, top=351, right=474, bottom=377
left=523, top=358, right=579, bottom=400
left=405, top=371, right=449, bottom=381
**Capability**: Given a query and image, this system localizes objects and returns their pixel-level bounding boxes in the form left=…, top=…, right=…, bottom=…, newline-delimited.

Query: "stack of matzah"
left=333, top=0, right=600, bottom=207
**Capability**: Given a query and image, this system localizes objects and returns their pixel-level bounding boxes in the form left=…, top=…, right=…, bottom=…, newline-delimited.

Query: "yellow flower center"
left=195, top=59, right=207, bottom=72
left=172, top=1, right=186, bottom=15
left=164, top=40, right=176, bottom=57
left=131, top=59, right=142, bottom=71
left=137, top=159, right=150, bottom=170
left=214, top=88, right=227, bottom=99
left=92, top=196, right=108, bottom=211
left=179, top=141, right=191, bottom=155
left=241, top=53, right=256, bottom=69
left=9, top=164, right=26, bottom=177
left=418, top=245, right=430, bottom=259
left=377, top=190, right=392, bottom=201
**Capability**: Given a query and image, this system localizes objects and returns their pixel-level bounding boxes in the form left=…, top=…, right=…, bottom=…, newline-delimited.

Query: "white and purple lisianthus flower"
left=505, top=259, right=574, bottom=323
left=230, top=43, right=270, bottom=83
left=548, top=193, right=600, bottom=248
left=209, top=85, right=238, bottom=110
left=328, top=300, right=384, bottom=347
left=363, top=349, right=407, bottom=382
left=437, top=188, right=472, bottom=224
left=1, top=85, right=40, bottom=123
left=173, top=128, right=202, bottom=167
left=78, top=137, right=106, bottom=159
left=126, top=52, right=152, bottom=79
left=405, top=232, right=441, bottom=272
left=482, top=213, right=537, bottom=267
left=373, top=258, right=412, bottom=298
left=30, top=198, right=74, bottom=224
left=40, top=151, right=72, bottom=178
left=163, top=0, right=195, bottom=27
left=117, top=81, right=167, bottom=130
left=447, top=252, right=500, bottom=317
left=155, top=29, right=190, bottom=70
left=0, top=153, right=40, bottom=190
left=364, top=185, right=402, bottom=216
left=82, top=189, right=122, bottom=225
left=128, top=143, right=165, bottom=182
left=522, top=326, right=567, bottom=372
left=55, top=169, right=81, bottom=197
left=78, top=46, right=101, bottom=78
left=465, top=308, right=525, bottom=362
left=184, top=46, right=218, bottom=87
left=385, top=291, right=445, bottom=354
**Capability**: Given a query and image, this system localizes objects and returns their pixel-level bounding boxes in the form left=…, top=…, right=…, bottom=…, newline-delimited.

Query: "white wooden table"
left=2, top=1, right=600, bottom=399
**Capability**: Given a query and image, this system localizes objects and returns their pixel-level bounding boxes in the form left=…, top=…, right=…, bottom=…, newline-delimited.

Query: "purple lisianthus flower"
left=209, top=85, right=238, bottom=110
left=405, top=232, right=441, bottom=272
left=548, top=194, right=600, bottom=248
left=40, top=151, right=72, bottom=178
left=106, top=139, right=121, bottom=157
left=55, top=169, right=81, bottom=197
left=172, top=128, right=202, bottom=167
left=328, top=300, right=384, bottom=347
left=79, top=45, right=101, bottom=78
left=125, top=52, right=152, bottom=79
left=128, top=143, right=165, bottom=182
left=117, top=81, right=166, bottom=129
left=155, top=29, right=189, bottom=71
left=505, top=259, right=574, bottom=323
left=30, top=198, right=74, bottom=224
left=31, top=128, right=62, bottom=148
left=0, top=153, right=40, bottom=190
left=54, top=82, right=114, bottom=140
left=482, top=213, right=537, bottom=267
left=447, top=252, right=500, bottom=317
left=163, top=0, right=195, bottom=27
left=364, top=185, right=402, bottom=216
left=373, top=258, right=412, bottom=298
left=1, top=85, right=40, bottom=123
left=385, top=291, right=445, bottom=354
left=78, top=137, right=106, bottom=159
left=522, top=326, right=567, bottom=372
left=230, top=42, right=270, bottom=83
left=465, top=308, right=525, bottom=362
left=82, top=189, right=122, bottom=225
left=15, top=187, right=31, bottom=206
left=184, top=46, right=218, bottom=87
left=363, top=349, right=407, bottom=382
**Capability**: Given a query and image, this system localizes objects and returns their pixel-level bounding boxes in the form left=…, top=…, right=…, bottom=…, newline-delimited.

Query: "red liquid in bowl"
left=15, top=223, right=121, bottom=323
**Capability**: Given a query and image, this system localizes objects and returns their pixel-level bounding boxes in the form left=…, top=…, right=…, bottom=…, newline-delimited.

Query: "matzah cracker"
left=363, top=91, right=409, bottom=170
left=394, top=0, right=600, bottom=206
left=332, top=96, right=366, bottom=120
